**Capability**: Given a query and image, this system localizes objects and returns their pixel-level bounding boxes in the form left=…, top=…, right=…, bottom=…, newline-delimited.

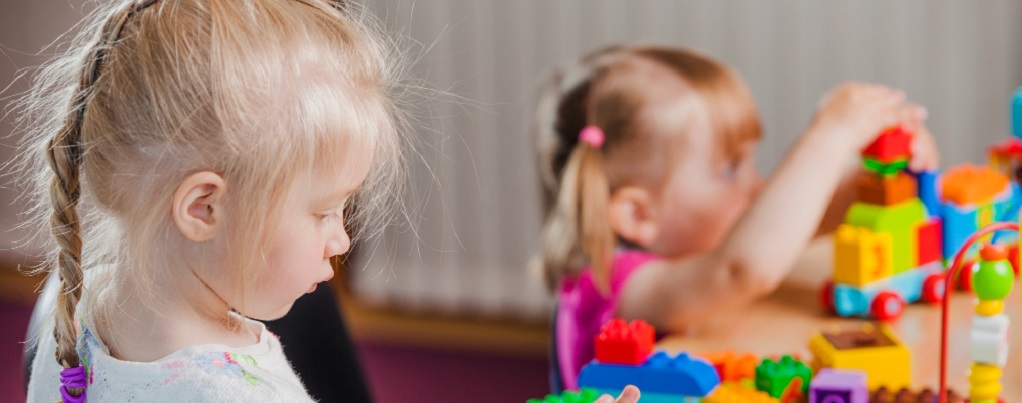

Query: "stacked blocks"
left=856, top=171, right=917, bottom=206
left=578, top=319, right=720, bottom=402
left=754, top=355, right=811, bottom=401
left=807, top=323, right=910, bottom=391
left=844, top=200, right=926, bottom=274
left=808, top=369, right=868, bottom=403
left=578, top=351, right=720, bottom=402
left=594, top=318, right=654, bottom=365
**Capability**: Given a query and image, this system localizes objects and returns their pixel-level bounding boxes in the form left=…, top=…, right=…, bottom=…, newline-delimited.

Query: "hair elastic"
left=579, top=126, right=605, bottom=148
left=60, top=365, right=87, bottom=403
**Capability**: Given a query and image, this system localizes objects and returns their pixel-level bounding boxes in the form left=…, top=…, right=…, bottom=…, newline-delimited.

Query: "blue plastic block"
left=590, top=389, right=695, bottom=403
left=915, top=170, right=940, bottom=218
left=1013, top=86, right=1022, bottom=139
left=940, top=203, right=978, bottom=261
left=578, top=351, right=720, bottom=397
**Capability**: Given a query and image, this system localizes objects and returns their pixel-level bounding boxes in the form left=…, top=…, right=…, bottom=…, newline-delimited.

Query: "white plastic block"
left=971, top=314, right=1009, bottom=366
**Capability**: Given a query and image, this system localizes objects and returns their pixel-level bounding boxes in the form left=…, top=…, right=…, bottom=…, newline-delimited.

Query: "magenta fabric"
left=555, top=250, right=659, bottom=390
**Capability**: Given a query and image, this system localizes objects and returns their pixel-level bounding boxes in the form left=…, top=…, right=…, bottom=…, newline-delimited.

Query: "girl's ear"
left=608, top=186, right=659, bottom=249
left=172, top=171, right=227, bottom=242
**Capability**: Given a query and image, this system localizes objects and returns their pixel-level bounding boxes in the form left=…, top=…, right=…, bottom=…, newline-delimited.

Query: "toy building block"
left=705, top=382, right=779, bottom=403
left=915, top=218, right=942, bottom=266
left=941, top=203, right=979, bottom=261
left=754, top=355, right=811, bottom=400
left=808, top=323, right=910, bottom=390
left=578, top=351, right=720, bottom=399
left=808, top=369, right=867, bottom=403
left=833, top=225, right=893, bottom=287
left=845, top=200, right=926, bottom=273
left=862, top=126, right=912, bottom=163
left=594, top=318, right=654, bottom=365
left=914, top=170, right=940, bottom=217
left=856, top=171, right=918, bottom=206
left=527, top=388, right=601, bottom=403
left=862, top=157, right=909, bottom=177
left=699, top=351, right=759, bottom=383
left=940, top=164, right=1010, bottom=206
left=870, top=386, right=964, bottom=403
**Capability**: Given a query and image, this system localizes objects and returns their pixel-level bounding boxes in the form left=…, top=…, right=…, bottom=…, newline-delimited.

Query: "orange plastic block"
left=705, top=382, right=779, bottom=403
left=700, top=351, right=759, bottom=382
left=915, top=218, right=942, bottom=266
left=594, top=318, right=654, bottom=365
left=856, top=171, right=918, bottom=205
left=940, top=164, right=1009, bottom=206
left=862, top=126, right=912, bottom=163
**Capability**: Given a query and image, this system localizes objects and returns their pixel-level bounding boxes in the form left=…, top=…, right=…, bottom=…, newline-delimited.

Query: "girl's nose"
left=325, top=229, right=351, bottom=258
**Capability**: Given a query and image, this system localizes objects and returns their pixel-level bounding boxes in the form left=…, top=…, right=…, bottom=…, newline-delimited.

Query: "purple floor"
left=1, top=300, right=548, bottom=403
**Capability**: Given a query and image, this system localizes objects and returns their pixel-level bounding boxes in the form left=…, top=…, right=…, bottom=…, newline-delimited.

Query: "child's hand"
left=809, top=83, right=925, bottom=150
left=594, top=385, right=639, bottom=403
left=901, top=107, right=940, bottom=172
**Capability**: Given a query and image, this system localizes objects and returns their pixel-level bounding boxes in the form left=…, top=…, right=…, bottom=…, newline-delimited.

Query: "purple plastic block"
left=809, top=368, right=868, bottom=403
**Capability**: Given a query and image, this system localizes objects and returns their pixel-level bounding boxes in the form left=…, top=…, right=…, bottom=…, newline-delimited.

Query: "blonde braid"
left=47, top=1, right=159, bottom=399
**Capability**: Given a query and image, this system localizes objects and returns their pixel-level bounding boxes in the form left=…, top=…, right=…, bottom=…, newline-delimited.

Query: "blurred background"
left=2, top=1, right=1021, bottom=402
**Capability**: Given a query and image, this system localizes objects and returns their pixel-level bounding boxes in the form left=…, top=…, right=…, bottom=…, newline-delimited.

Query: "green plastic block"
left=754, top=355, right=811, bottom=398
left=862, top=157, right=909, bottom=177
left=845, top=200, right=926, bottom=274
left=527, top=388, right=601, bottom=403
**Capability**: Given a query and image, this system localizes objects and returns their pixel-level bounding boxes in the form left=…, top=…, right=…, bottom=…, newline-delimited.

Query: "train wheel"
left=921, top=273, right=945, bottom=304
left=957, top=260, right=975, bottom=292
left=820, top=280, right=836, bottom=314
left=871, top=291, right=904, bottom=320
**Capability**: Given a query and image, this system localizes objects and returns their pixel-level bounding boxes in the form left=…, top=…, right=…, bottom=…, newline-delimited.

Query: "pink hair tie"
left=579, top=126, right=605, bottom=148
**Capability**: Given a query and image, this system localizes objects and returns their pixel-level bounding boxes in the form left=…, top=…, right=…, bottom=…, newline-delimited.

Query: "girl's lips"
left=308, top=283, right=318, bottom=293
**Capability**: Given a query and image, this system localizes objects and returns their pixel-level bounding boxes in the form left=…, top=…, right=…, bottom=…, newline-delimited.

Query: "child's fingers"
left=594, top=395, right=614, bottom=403
left=910, top=124, right=940, bottom=172
left=615, top=385, right=640, bottom=403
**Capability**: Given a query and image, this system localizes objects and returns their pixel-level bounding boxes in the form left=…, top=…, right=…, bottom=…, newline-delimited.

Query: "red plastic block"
left=856, top=171, right=918, bottom=205
left=915, top=218, right=942, bottom=266
left=862, top=127, right=912, bottom=163
left=594, top=319, right=654, bottom=365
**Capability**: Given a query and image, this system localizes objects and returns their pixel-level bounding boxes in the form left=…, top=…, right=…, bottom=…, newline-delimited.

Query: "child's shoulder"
left=29, top=317, right=312, bottom=402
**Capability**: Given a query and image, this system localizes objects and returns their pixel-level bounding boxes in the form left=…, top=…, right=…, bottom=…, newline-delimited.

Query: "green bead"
left=972, top=259, right=1015, bottom=301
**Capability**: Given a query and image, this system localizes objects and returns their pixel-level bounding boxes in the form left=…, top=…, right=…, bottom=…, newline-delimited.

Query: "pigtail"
left=537, top=126, right=616, bottom=296
left=574, top=132, right=615, bottom=294
left=46, top=1, right=156, bottom=400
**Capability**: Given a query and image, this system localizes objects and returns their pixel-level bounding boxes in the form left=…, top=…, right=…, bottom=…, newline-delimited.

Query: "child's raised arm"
left=618, top=83, right=927, bottom=331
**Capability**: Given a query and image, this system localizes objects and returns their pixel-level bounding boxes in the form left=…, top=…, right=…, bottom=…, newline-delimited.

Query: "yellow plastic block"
left=704, top=382, right=779, bottom=403
left=808, top=323, right=911, bottom=390
left=833, top=225, right=893, bottom=286
left=845, top=200, right=926, bottom=274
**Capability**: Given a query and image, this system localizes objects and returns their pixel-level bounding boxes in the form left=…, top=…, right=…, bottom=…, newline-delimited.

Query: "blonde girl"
left=20, top=0, right=405, bottom=400
left=535, top=45, right=937, bottom=390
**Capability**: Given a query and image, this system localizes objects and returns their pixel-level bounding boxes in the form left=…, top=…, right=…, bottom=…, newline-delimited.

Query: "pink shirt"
left=555, top=250, right=659, bottom=390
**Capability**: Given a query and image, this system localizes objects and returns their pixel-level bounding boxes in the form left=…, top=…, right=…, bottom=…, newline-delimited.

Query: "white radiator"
left=349, top=0, right=1022, bottom=322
